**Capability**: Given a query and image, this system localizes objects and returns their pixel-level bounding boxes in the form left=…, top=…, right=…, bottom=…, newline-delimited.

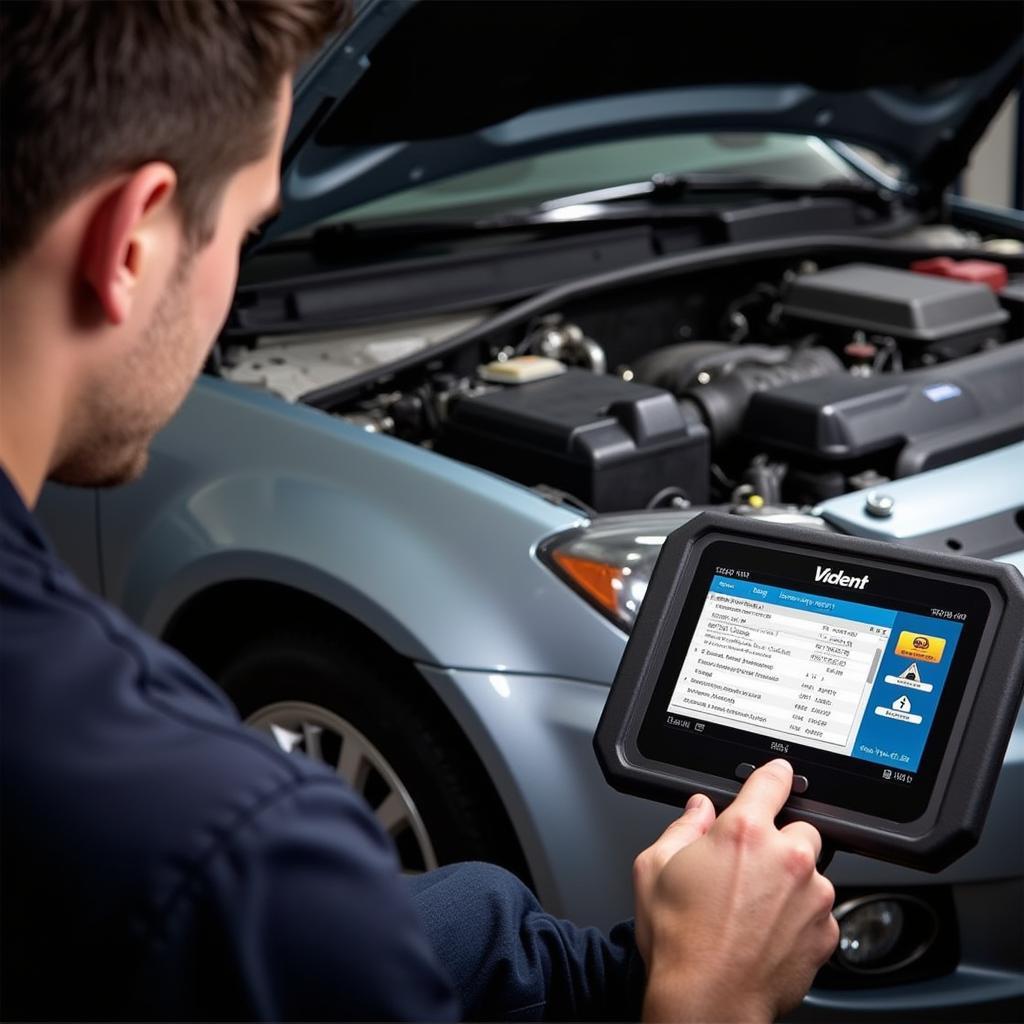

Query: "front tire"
left=217, top=629, right=523, bottom=877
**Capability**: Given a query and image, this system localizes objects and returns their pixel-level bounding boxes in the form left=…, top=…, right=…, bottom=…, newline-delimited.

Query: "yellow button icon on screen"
left=894, top=631, right=946, bottom=664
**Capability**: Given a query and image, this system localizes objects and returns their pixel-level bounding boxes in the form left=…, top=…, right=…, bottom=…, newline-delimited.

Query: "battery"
left=438, top=368, right=710, bottom=511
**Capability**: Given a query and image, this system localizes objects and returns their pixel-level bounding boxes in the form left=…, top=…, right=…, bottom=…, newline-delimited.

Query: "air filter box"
left=783, top=263, right=1008, bottom=359
left=438, top=369, right=709, bottom=511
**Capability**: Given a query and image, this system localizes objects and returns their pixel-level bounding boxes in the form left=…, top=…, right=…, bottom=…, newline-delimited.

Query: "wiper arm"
left=536, top=171, right=892, bottom=212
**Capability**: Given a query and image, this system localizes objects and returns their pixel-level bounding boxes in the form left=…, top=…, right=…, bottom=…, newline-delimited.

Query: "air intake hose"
left=634, top=342, right=842, bottom=447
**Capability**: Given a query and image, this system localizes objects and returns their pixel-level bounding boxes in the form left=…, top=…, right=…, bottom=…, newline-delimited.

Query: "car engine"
left=222, top=253, right=1024, bottom=515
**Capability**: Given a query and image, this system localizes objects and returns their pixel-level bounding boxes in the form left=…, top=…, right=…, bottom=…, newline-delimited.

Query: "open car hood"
left=269, top=0, right=1022, bottom=242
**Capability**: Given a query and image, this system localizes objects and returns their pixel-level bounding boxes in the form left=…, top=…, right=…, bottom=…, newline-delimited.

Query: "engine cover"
left=782, top=263, right=1009, bottom=359
left=742, top=340, right=1024, bottom=475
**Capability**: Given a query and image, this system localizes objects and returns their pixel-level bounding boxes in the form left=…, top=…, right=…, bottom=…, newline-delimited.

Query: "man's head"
left=0, top=1, right=348, bottom=496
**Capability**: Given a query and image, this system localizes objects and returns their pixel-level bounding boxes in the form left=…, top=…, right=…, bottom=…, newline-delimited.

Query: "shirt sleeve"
left=406, top=862, right=645, bottom=1021
left=136, top=776, right=460, bottom=1022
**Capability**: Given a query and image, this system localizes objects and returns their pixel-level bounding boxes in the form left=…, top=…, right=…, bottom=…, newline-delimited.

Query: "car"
left=37, top=1, right=1024, bottom=1019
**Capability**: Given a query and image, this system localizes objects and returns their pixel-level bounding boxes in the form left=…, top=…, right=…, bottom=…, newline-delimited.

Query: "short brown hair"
left=0, top=0, right=350, bottom=269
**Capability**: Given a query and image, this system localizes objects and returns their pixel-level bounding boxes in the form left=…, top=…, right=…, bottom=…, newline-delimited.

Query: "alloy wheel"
left=246, top=700, right=439, bottom=873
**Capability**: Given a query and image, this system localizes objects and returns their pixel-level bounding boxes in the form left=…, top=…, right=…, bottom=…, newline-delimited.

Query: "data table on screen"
left=668, top=577, right=894, bottom=755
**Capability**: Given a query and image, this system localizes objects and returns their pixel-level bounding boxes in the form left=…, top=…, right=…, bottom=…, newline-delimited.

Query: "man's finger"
left=779, top=819, right=823, bottom=862
left=727, top=759, right=794, bottom=822
left=651, top=793, right=717, bottom=863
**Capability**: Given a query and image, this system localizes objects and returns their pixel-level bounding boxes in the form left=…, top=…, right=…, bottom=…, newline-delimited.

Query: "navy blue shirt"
left=0, top=469, right=642, bottom=1021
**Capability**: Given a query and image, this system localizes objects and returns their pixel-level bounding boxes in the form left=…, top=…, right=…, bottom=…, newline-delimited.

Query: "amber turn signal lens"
left=552, top=552, right=624, bottom=618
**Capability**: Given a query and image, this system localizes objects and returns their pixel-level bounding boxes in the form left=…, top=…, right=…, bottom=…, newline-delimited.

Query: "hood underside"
left=271, top=0, right=1022, bottom=241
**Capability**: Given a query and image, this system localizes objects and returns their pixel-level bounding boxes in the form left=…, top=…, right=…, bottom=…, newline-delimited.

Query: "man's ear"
left=80, top=163, right=178, bottom=326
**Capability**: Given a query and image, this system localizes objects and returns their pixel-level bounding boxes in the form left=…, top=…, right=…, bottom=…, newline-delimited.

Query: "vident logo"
left=814, top=565, right=870, bottom=590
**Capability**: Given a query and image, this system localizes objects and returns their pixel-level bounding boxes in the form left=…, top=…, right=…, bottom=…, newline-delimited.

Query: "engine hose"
left=678, top=346, right=843, bottom=446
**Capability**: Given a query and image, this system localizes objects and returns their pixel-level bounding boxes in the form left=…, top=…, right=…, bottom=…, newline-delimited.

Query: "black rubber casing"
left=594, top=512, right=1024, bottom=871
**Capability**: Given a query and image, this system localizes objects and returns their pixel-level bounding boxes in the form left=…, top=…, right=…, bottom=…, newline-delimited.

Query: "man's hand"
left=633, top=760, right=839, bottom=1023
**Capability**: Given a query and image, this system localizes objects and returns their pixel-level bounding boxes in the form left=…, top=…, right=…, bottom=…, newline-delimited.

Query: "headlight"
left=539, top=512, right=697, bottom=630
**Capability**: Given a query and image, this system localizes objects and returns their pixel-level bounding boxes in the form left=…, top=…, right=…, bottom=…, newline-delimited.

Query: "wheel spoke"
left=302, top=721, right=324, bottom=763
left=336, top=734, right=368, bottom=789
left=375, top=791, right=407, bottom=834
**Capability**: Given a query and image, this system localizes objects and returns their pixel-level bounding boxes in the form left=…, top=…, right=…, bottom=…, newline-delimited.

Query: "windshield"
left=314, top=132, right=865, bottom=229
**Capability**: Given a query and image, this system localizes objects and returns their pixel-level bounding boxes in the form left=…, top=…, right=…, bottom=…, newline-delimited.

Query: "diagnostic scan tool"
left=595, top=512, right=1024, bottom=870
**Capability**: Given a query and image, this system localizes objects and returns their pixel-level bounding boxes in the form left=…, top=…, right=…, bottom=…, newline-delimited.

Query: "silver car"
left=39, top=1, right=1024, bottom=1018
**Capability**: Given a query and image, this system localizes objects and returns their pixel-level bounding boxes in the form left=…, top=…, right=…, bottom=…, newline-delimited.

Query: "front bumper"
left=418, top=665, right=1024, bottom=1019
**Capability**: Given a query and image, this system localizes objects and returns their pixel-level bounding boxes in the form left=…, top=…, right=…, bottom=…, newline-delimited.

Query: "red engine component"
left=910, top=256, right=1008, bottom=292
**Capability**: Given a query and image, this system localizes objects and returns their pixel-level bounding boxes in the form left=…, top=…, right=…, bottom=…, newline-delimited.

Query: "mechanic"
left=0, top=3, right=839, bottom=1020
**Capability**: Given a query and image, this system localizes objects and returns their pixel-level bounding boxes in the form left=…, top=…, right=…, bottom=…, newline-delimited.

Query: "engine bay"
left=221, top=242, right=1024, bottom=516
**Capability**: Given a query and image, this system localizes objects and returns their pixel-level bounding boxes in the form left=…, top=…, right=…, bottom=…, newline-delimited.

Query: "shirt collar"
left=0, top=465, right=56, bottom=555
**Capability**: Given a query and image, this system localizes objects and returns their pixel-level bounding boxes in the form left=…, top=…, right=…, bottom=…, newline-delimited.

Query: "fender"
left=98, top=377, right=624, bottom=678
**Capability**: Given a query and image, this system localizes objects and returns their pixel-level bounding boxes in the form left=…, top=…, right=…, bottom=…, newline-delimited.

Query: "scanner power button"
left=735, top=763, right=756, bottom=780
left=792, top=774, right=809, bottom=794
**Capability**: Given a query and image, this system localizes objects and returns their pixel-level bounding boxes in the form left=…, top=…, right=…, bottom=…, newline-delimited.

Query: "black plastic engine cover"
left=742, top=340, right=1024, bottom=475
left=782, top=263, right=1009, bottom=358
left=439, top=368, right=710, bottom=511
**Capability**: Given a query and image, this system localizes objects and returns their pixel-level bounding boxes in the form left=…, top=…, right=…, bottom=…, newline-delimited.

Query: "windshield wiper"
left=534, top=171, right=893, bottom=212
left=463, top=172, right=895, bottom=232
left=275, top=172, right=893, bottom=261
